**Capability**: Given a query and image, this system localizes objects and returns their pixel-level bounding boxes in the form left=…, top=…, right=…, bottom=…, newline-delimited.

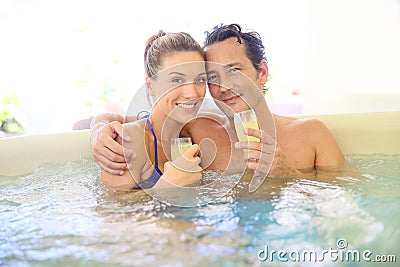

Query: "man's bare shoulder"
left=198, top=110, right=226, bottom=122
left=272, top=114, right=344, bottom=168
left=186, top=114, right=232, bottom=140
left=273, top=114, right=329, bottom=133
left=190, top=116, right=225, bottom=129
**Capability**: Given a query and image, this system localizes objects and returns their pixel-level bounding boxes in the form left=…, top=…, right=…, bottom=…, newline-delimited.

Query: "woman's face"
left=148, top=51, right=206, bottom=124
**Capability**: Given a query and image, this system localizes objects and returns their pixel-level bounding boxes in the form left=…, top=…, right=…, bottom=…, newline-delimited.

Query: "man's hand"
left=91, top=121, right=135, bottom=175
left=235, top=128, right=301, bottom=177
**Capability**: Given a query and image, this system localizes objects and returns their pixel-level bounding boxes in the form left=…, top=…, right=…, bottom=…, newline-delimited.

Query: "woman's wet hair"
left=144, top=30, right=204, bottom=79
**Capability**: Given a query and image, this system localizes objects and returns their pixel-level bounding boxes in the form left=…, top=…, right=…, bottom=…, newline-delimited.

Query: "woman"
left=101, top=31, right=207, bottom=191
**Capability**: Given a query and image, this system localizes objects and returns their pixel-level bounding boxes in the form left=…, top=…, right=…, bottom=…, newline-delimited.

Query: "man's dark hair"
left=204, top=23, right=267, bottom=73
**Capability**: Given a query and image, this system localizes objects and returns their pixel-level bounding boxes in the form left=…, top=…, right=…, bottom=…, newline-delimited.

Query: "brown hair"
left=144, top=30, right=204, bottom=79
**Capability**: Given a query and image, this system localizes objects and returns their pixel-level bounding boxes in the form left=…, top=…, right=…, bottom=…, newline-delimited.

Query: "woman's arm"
left=100, top=168, right=139, bottom=191
left=99, top=122, right=145, bottom=191
left=101, top=144, right=203, bottom=191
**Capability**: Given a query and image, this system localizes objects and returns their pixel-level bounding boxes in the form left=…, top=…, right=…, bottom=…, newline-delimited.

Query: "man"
left=90, top=23, right=344, bottom=180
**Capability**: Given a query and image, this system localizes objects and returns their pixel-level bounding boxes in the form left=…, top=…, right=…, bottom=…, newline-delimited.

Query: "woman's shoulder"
left=124, top=119, right=147, bottom=134
left=123, top=119, right=149, bottom=152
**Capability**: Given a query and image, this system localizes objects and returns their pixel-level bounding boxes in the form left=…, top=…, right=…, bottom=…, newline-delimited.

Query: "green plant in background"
left=0, top=93, right=24, bottom=134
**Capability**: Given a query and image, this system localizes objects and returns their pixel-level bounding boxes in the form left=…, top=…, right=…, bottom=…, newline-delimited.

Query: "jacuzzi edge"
left=0, top=129, right=92, bottom=176
left=1, top=111, right=399, bottom=176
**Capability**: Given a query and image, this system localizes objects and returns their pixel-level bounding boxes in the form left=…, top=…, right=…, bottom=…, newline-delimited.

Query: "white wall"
left=302, top=0, right=400, bottom=114
left=0, top=0, right=399, bottom=134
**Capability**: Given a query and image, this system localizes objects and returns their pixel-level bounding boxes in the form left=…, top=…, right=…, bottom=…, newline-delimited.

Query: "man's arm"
left=90, top=112, right=137, bottom=175
left=90, top=112, right=138, bottom=146
left=90, top=112, right=125, bottom=145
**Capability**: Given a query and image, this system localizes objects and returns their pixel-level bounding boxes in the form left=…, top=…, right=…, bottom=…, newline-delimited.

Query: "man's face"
left=205, top=37, right=267, bottom=115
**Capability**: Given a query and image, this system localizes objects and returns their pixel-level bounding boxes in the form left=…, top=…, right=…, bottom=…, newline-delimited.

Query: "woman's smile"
left=176, top=101, right=198, bottom=110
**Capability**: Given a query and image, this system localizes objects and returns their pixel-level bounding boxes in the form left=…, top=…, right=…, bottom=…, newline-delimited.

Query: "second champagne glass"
left=170, top=137, right=192, bottom=161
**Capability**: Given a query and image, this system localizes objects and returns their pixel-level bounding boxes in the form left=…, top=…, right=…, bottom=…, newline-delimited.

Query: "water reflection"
left=0, top=155, right=399, bottom=266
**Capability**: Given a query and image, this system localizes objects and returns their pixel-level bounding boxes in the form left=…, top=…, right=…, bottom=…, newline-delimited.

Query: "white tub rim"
left=1, top=111, right=399, bottom=177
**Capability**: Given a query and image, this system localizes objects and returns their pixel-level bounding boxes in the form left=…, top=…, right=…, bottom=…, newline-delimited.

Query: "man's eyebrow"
left=206, top=63, right=239, bottom=71
left=224, top=63, right=242, bottom=69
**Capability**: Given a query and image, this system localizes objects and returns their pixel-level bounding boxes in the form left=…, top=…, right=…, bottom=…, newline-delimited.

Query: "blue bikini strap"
left=136, top=111, right=162, bottom=175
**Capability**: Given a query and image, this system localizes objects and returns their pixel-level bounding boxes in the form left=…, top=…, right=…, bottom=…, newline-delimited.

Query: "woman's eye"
left=171, top=78, right=183, bottom=84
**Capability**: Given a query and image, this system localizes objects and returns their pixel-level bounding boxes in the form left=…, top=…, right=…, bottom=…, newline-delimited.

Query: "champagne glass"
left=234, top=109, right=260, bottom=143
left=171, top=137, right=192, bottom=161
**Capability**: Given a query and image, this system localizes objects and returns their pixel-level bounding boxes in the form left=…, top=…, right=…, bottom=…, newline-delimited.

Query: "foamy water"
left=0, top=154, right=399, bottom=266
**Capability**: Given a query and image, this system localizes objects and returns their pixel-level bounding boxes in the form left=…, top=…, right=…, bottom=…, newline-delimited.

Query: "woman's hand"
left=154, top=144, right=202, bottom=188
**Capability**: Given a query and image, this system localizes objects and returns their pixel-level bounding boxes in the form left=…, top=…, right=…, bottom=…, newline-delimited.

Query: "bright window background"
left=0, top=0, right=399, bottom=135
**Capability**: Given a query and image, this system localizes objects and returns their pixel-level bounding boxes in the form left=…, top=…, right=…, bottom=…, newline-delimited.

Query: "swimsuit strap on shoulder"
left=137, top=110, right=150, bottom=120
left=136, top=110, right=162, bottom=175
